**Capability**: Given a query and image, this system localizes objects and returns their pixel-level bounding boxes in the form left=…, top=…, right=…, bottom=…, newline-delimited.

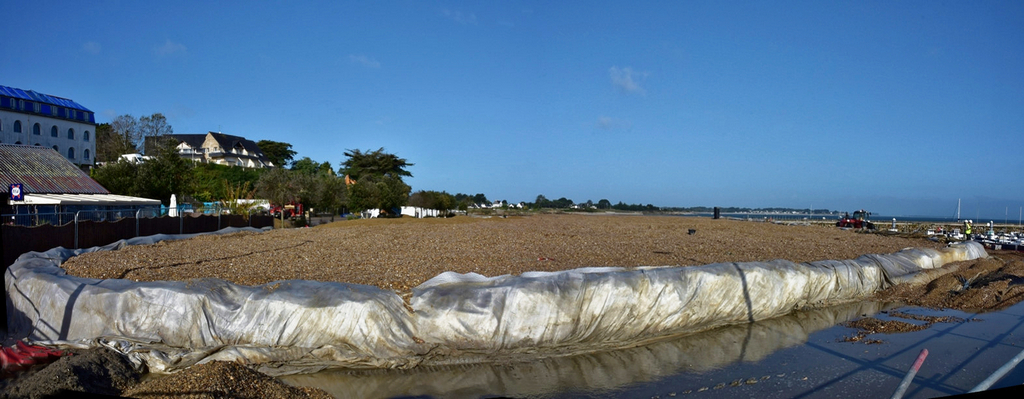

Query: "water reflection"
left=281, top=301, right=892, bottom=398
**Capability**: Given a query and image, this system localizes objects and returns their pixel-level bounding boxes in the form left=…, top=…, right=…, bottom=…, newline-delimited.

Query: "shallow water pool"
left=279, top=299, right=1024, bottom=398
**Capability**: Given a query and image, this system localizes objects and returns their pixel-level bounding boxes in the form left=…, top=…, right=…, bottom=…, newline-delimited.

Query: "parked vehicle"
left=271, top=203, right=303, bottom=219
left=836, top=210, right=875, bottom=230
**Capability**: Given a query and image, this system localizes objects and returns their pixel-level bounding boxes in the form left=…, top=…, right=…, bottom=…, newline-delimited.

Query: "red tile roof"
left=0, top=144, right=109, bottom=194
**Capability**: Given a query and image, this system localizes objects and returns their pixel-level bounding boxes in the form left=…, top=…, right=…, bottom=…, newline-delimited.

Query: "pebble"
left=62, top=215, right=943, bottom=295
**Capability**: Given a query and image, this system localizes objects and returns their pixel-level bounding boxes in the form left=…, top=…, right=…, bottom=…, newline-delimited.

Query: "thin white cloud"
left=82, top=41, right=101, bottom=54
left=443, top=9, right=478, bottom=25
left=349, top=54, right=381, bottom=68
left=596, top=116, right=632, bottom=131
left=154, top=39, right=187, bottom=57
left=609, top=66, right=647, bottom=95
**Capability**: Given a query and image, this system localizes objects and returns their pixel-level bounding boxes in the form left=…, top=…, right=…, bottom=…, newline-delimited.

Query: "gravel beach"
left=15, top=213, right=1001, bottom=398
left=62, top=214, right=946, bottom=293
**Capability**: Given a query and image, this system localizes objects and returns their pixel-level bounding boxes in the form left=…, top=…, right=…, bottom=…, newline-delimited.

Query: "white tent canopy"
left=11, top=193, right=161, bottom=206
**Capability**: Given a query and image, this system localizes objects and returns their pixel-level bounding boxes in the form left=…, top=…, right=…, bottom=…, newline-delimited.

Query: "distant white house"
left=467, top=200, right=524, bottom=209
left=401, top=206, right=441, bottom=218
left=119, top=153, right=152, bottom=164
left=145, top=132, right=274, bottom=168
left=359, top=206, right=445, bottom=218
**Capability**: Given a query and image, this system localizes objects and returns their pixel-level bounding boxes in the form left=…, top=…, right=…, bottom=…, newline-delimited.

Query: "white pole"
left=891, top=349, right=929, bottom=399
left=970, top=347, right=1024, bottom=392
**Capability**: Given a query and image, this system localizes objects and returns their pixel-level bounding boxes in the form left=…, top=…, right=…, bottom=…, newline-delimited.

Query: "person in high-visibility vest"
left=964, top=220, right=973, bottom=240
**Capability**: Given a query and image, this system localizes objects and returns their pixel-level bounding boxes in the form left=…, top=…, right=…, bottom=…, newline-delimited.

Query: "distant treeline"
left=453, top=192, right=837, bottom=215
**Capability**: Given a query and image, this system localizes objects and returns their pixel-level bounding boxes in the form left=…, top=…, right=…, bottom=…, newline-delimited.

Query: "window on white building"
left=84, top=149, right=91, bottom=160
left=67, top=128, right=74, bottom=140
left=14, top=120, right=21, bottom=133
left=52, top=145, right=58, bottom=152
left=51, top=126, right=58, bottom=137
left=68, top=147, right=75, bottom=159
left=84, top=130, right=90, bottom=141
left=33, top=123, right=41, bottom=135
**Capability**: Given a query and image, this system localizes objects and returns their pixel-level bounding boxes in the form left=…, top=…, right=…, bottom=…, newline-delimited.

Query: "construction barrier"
left=4, top=228, right=986, bottom=375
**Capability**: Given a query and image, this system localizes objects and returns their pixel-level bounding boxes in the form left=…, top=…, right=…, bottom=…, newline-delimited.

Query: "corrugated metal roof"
left=17, top=193, right=160, bottom=206
left=0, top=144, right=109, bottom=194
left=0, top=85, right=93, bottom=112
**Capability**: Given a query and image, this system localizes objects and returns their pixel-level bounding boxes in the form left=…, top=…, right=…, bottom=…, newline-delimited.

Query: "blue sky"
left=3, top=1, right=1022, bottom=219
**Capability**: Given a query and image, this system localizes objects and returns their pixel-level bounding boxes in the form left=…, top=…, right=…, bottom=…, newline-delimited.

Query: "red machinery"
left=0, top=341, right=71, bottom=375
left=270, top=203, right=303, bottom=219
left=837, top=210, right=876, bottom=230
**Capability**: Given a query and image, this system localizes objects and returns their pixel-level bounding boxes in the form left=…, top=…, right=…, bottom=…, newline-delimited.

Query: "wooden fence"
left=1, top=213, right=274, bottom=273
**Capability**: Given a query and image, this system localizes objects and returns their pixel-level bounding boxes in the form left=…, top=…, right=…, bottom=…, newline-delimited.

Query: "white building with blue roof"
left=0, top=85, right=97, bottom=166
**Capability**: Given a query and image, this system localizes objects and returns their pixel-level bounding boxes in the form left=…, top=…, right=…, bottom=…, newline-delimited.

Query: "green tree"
left=110, top=115, right=139, bottom=152
left=91, top=158, right=138, bottom=195
left=347, top=175, right=411, bottom=215
left=92, top=137, right=194, bottom=204
left=94, top=123, right=135, bottom=163
left=223, top=180, right=257, bottom=220
left=139, top=113, right=173, bottom=152
left=341, top=148, right=413, bottom=215
left=409, top=190, right=456, bottom=216
left=291, top=157, right=333, bottom=176
left=191, top=163, right=264, bottom=202
left=339, top=148, right=413, bottom=180
left=256, top=167, right=298, bottom=227
left=135, top=138, right=194, bottom=203
left=103, top=113, right=173, bottom=155
left=534, top=194, right=549, bottom=209
left=256, top=140, right=297, bottom=168
left=315, top=173, right=347, bottom=220
left=597, top=199, right=612, bottom=209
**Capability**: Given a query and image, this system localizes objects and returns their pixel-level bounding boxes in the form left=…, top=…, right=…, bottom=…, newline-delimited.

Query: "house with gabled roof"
left=0, top=85, right=97, bottom=166
left=0, top=144, right=159, bottom=225
left=146, top=132, right=274, bottom=168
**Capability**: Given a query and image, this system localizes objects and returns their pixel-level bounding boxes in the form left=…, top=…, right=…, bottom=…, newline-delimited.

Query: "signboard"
left=9, top=183, right=23, bottom=201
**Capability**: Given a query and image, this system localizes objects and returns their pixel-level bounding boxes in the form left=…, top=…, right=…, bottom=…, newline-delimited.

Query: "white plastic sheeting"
left=5, top=227, right=986, bottom=375
left=281, top=301, right=889, bottom=398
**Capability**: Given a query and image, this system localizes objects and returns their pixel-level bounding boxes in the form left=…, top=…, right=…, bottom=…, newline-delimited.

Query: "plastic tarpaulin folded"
left=5, top=227, right=987, bottom=375
left=281, top=301, right=889, bottom=399
left=410, top=244, right=986, bottom=354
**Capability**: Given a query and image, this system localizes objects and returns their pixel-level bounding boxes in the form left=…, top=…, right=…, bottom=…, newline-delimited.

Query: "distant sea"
left=677, top=213, right=1023, bottom=225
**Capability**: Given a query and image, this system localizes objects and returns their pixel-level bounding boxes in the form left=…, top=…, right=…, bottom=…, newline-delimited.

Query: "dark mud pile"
left=840, top=251, right=1024, bottom=344
left=877, top=251, right=1024, bottom=311
left=0, top=347, right=139, bottom=399
left=0, top=356, right=332, bottom=399
left=841, top=313, right=971, bottom=344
